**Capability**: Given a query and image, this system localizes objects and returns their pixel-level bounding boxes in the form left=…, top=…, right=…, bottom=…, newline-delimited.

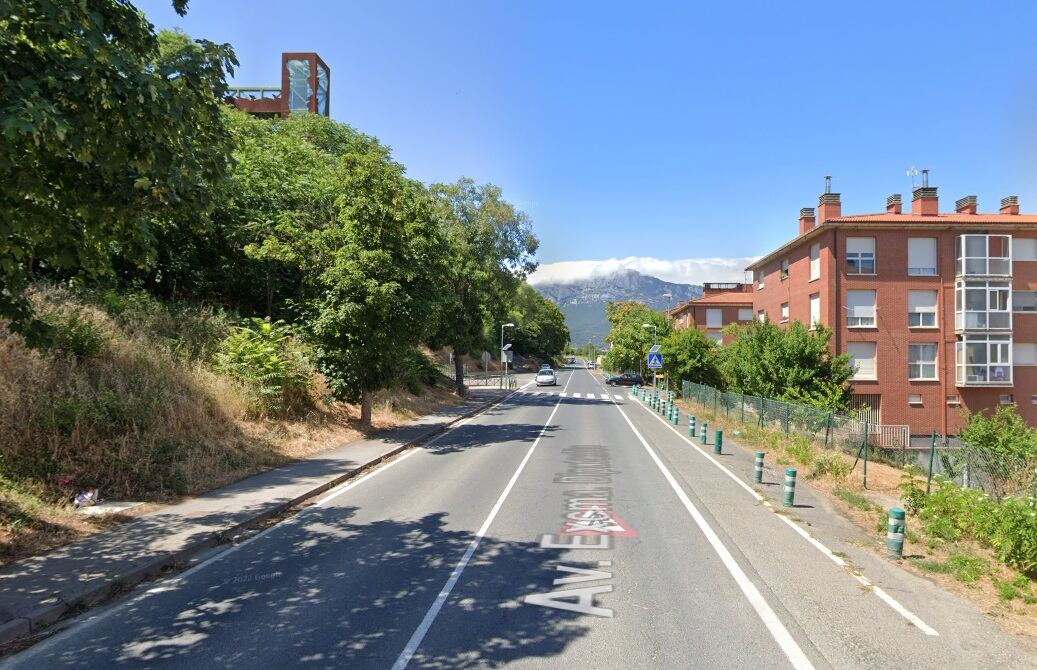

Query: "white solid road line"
left=612, top=401, right=816, bottom=670
left=624, top=380, right=939, bottom=637
left=390, top=369, right=575, bottom=670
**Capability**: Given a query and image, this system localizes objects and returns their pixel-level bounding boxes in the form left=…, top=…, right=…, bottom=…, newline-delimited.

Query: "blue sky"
left=138, top=1, right=1037, bottom=282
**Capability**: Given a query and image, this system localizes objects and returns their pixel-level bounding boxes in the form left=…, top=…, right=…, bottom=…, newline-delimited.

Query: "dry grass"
left=0, top=286, right=460, bottom=565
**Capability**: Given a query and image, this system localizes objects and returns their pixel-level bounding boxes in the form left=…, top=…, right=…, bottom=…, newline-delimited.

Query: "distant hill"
left=533, top=270, right=702, bottom=347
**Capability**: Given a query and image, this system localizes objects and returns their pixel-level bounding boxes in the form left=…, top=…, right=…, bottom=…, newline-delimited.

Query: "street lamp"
left=501, top=322, right=515, bottom=389
left=642, top=323, right=658, bottom=388
left=662, top=292, right=673, bottom=314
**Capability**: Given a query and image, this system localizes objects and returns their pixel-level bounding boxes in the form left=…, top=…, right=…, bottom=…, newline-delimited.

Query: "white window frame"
left=809, top=243, right=821, bottom=281
left=908, top=343, right=938, bottom=380
left=955, top=333, right=1013, bottom=385
left=756, top=269, right=765, bottom=289
left=908, top=290, right=938, bottom=328
left=1014, top=342, right=1037, bottom=366
left=848, top=342, right=877, bottom=380
left=737, top=307, right=753, bottom=321
left=780, top=259, right=789, bottom=280
left=955, top=279, right=1012, bottom=331
left=1013, top=291, right=1037, bottom=313
left=780, top=302, right=789, bottom=323
left=809, top=293, right=820, bottom=329
left=757, top=309, right=765, bottom=323
left=846, top=289, right=876, bottom=328
left=706, top=308, right=723, bottom=329
left=907, top=238, right=938, bottom=276
left=847, top=237, right=876, bottom=275
left=956, top=234, right=1011, bottom=277
left=908, top=394, right=923, bottom=405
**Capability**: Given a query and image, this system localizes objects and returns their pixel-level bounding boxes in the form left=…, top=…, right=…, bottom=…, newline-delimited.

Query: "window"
left=908, top=290, right=938, bottom=327
left=1012, top=237, right=1037, bottom=261
left=707, top=332, right=723, bottom=344
left=286, top=59, right=312, bottom=112
left=809, top=293, right=820, bottom=328
left=908, top=343, right=938, bottom=380
left=316, top=63, right=330, bottom=116
left=1000, top=394, right=1014, bottom=405
left=848, top=342, right=877, bottom=380
left=908, top=394, right=922, bottom=405
left=738, top=308, right=753, bottom=321
left=1014, top=343, right=1037, bottom=365
left=947, top=395, right=960, bottom=405
left=956, top=234, right=1011, bottom=276
left=1032, top=395, right=1037, bottom=406
left=907, top=238, right=937, bottom=275
left=780, top=259, right=789, bottom=280
left=809, top=243, right=821, bottom=281
left=954, top=280, right=1011, bottom=330
left=847, top=237, right=876, bottom=274
left=1014, top=291, right=1037, bottom=312
left=756, top=270, right=765, bottom=289
left=780, top=302, right=789, bottom=322
left=955, top=333, right=1012, bottom=385
left=846, top=290, right=876, bottom=327
left=706, top=308, right=723, bottom=328
left=757, top=309, right=765, bottom=323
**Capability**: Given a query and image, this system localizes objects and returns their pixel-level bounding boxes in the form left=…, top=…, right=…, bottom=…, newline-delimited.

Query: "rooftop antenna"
left=906, top=166, right=919, bottom=188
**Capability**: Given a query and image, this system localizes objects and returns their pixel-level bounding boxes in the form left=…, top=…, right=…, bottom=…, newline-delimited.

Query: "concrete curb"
left=0, top=388, right=519, bottom=648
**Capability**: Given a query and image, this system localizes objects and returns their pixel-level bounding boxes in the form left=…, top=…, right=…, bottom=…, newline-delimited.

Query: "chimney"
left=1000, top=196, right=1020, bottom=215
left=817, top=175, right=841, bottom=222
left=799, top=207, right=816, bottom=235
left=886, top=194, right=902, bottom=214
left=955, top=195, right=977, bottom=215
left=911, top=169, right=938, bottom=215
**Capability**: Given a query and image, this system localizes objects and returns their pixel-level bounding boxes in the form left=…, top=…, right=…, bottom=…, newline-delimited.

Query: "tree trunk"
left=453, top=347, right=467, bottom=397
left=360, top=389, right=373, bottom=428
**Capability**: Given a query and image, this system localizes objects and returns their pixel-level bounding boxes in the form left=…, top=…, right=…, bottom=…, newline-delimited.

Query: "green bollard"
left=754, top=451, right=765, bottom=483
left=700, top=421, right=709, bottom=445
left=887, top=508, right=905, bottom=559
left=672, top=407, right=680, bottom=425
left=714, top=430, right=723, bottom=454
left=688, top=416, right=696, bottom=437
left=783, top=468, right=797, bottom=507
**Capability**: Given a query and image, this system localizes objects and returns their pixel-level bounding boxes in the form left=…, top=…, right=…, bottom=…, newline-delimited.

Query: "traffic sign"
left=648, top=344, right=662, bottom=354
left=647, top=353, right=663, bottom=369
left=481, top=351, right=491, bottom=364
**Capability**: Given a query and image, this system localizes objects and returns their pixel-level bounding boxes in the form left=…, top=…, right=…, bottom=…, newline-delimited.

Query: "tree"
left=508, top=283, right=569, bottom=362
left=603, top=301, right=670, bottom=374
left=427, top=179, right=538, bottom=395
left=718, top=319, right=853, bottom=410
left=958, top=404, right=1037, bottom=500
left=0, top=3, right=236, bottom=341
left=661, top=326, right=723, bottom=390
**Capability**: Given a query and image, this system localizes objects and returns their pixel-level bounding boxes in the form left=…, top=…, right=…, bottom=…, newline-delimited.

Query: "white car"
left=535, top=368, right=557, bottom=386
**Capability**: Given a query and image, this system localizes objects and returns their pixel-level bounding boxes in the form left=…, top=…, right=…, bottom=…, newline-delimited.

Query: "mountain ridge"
left=533, top=269, right=702, bottom=347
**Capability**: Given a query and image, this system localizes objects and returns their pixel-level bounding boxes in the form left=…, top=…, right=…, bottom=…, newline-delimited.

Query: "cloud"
left=528, top=256, right=758, bottom=286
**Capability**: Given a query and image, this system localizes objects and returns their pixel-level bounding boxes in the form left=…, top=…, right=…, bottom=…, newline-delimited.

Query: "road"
left=4, top=366, right=1034, bottom=669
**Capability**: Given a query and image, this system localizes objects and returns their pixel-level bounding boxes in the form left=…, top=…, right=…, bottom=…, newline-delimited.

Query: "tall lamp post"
left=501, top=322, right=515, bottom=389
left=642, top=323, right=657, bottom=388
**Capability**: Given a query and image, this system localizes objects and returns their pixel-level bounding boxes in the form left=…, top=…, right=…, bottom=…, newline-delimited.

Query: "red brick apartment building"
left=670, top=283, right=754, bottom=344
left=742, top=176, right=1037, bottom=436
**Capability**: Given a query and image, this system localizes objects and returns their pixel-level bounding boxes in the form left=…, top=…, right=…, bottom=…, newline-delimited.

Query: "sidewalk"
left=0, top=386, right=515, bottom=646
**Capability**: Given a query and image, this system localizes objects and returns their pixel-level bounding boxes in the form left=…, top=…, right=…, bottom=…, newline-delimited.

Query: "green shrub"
left=947, top=554, right=987, bottom=585
left=99, top=289, right=232, bottom=361
left=986, top=497, right=1037, bottom=575
left=396, top=349, right=443, bottom=395
left=910, top=558, right=952, bottom=574
left=44, top=310, right=104, bottom=358
left=833, top=486, right=873, bottom=512
left=214, top=319, right=314, bottom=417
left=786, top=436, right=815, bottom=465
left=995, top=579, right=1021, bottom=601
left=812, top=452, right=851, bottom=479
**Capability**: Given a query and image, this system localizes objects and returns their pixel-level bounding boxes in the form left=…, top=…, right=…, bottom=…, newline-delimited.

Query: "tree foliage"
left=603, top=301, right=670, bottom=373
left=0, top=4, right=236, bottom=340
left=718, top=319, right=853, bottom=410
left=508, top=283, right=569, bottom=362
left=660, top=326, right=723, bottom=389
left=959, top=404, right=1037, bottom=500
left=427, top=178, right=538, bottom=392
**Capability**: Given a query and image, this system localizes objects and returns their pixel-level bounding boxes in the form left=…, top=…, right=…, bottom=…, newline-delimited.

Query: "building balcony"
left=955, top=234, right=1012, bottom=277
left=954, top=279, right=1012, bottom=334
left=955, top=334, right=1013, bottom=387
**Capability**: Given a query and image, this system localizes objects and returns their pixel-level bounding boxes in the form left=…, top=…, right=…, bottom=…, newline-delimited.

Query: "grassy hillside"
left=0, top=285, right=457, bottom=564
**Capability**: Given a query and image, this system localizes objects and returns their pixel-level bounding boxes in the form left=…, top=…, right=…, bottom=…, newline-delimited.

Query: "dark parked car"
left=606, top=372, right=643, bottom=386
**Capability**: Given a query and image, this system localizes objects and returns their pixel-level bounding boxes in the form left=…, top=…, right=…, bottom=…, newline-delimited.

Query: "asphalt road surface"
left=4, top=366, right=1035, bottom=669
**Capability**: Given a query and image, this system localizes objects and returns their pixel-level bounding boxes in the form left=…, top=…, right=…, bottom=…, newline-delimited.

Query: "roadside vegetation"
left=0, top=2, right=569, bottom=562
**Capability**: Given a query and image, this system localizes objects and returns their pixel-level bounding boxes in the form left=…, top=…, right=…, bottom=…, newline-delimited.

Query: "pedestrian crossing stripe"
left=572, top=393, right=581, bottom=398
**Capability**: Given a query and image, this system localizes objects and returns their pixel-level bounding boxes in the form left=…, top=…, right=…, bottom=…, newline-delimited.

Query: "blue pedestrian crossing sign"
left=646, top=352, right=663, bottom=369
